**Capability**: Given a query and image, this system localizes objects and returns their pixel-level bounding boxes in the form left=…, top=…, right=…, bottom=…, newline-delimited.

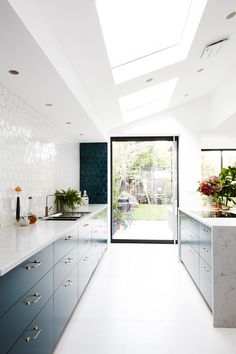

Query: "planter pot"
left=205, top=195, right=213, bottom=210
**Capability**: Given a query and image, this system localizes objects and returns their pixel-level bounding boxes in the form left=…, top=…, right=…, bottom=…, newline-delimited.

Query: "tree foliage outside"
left=112, top=141, right=173, bottom=226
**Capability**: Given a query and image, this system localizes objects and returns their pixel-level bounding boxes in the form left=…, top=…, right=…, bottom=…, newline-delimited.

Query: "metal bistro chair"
left=118, top=197, right=133, bottom=225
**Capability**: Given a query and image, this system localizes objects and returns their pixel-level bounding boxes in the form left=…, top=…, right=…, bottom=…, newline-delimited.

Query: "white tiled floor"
left=113, top=220, right=172, bottom=240
left=53, top=244, right=236, bottom=354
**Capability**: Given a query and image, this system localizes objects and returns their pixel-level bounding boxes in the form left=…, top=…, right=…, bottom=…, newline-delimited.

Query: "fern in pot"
left=55, top=188, right=84, bottom=212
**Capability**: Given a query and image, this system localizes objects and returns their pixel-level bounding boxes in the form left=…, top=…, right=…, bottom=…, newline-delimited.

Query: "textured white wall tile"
left=0, top=83, right=79, bottom=226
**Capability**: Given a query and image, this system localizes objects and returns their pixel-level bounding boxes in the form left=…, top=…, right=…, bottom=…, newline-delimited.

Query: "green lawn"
left=132, top=204, right=170, bottom=221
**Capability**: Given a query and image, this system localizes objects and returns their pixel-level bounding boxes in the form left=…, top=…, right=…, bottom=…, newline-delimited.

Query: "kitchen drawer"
left=180, top=224, right=188, bottom=243
left=181, top=242, right=199, bottom=287
left=8, top=297, right=53, bottom=354
left=200, top=257, right=212, bottom=309
left=54, top=266, right=78, bottom=345
left=187, top=230, right=199, bottom=253
left=54, top=226, right=77, bottom=264
left=54, top=246, right=77, bottom=290
left=187, top=216, right=199, bottom=236
left=0, top=269, right=53, bottom=354
left=0, top=244, right=53, bottom=318
left=78, top=246, right=97, bottom=299
left=180, top=212, right=189, bottom=228
left=78, top=220, right=92, bottom=261
left=199, top=223, right=211, bottom=266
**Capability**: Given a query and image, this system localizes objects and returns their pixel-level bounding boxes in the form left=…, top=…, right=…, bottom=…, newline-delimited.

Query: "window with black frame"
left=201, top=149, right=236, bottom=179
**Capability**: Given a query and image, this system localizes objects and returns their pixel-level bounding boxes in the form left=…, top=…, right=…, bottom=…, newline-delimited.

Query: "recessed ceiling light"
left=45, top=103, right=53, bottom=107
left=66, top=121, right=72, bottom=125
left=8, top=70, right=19, bottom=75
left=184, top=93, right=189, bottom=97
left=226, top=11, right=236, bottom=20
left=197, top=68, right=204, bottom=72
left=146, top=78, right=153, bottom=83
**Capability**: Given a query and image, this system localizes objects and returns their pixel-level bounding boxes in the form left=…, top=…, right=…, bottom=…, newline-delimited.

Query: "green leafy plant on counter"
left=55, top=188, right=84, bottom=211
left=218, top=167, right=236, bottom=206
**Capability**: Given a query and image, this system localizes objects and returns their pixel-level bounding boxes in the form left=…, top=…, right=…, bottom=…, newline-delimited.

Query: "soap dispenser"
left=82, top=190, right=89, bottom=205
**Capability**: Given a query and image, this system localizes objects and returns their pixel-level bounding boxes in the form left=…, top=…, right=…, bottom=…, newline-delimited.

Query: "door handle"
left=25, top=261, right=41, bottom=270
left=24, top=293, right=41, bottom=306
left=25, top=326, right=41, bottom=342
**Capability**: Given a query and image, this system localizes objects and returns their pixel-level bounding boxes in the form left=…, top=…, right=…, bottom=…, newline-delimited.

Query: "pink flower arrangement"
left=198, top=176, right=222, bottom=197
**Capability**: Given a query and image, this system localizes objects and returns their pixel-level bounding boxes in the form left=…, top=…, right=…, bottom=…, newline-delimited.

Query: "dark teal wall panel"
left=80, top=143, right=107, bottom=204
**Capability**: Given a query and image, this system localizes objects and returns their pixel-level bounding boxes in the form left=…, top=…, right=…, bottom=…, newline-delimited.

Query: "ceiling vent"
left=201, top=38, right=229, bottom=59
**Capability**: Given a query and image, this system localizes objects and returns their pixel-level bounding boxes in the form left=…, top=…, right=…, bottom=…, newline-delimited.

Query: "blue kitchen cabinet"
left=0, top=244, right=53, bottom=318
left=179, top=211, right=212, bottom=309
left=8, top=297, right=53, bottom=354
left=0, top=207, right=108, bottom=354
left=0, top=269, right=53, bottom=354
left=53, top=266, right=78, bottom=344
left=54, top=227, right=77, bottom=264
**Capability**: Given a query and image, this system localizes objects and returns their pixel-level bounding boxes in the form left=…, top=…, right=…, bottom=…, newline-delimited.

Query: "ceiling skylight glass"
left=119, top=78, right=178, bottom=122
left=96, top=0, right=207, bottom=83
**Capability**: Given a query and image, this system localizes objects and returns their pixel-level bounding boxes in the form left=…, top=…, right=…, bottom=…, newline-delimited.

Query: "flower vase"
left=205, top=195, right=213, bottom=210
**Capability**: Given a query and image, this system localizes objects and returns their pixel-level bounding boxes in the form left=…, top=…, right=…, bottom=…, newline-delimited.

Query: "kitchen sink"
left=42, top=211, right=90, bottom=221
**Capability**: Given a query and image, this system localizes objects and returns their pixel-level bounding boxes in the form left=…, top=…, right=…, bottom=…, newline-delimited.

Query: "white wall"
left=0, top=83, right=79, bottom=226
left=201, top=136, right=236, bottom=149
left=110, top=98, right=211, bottom=209
left=211, top=68, right=236, bottom=130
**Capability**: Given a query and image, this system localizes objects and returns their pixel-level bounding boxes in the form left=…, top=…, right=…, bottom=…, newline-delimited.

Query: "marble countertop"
left=179, top=207, right=236, bottom=227
left=0, top=204, right=107, bottom=276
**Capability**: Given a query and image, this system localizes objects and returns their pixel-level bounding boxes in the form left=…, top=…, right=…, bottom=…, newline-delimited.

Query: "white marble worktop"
left=0, top=204, right=107, bottom=276
left=179, top=207, right=236, bottom=227
left=179, top=206, right=236, bottom=328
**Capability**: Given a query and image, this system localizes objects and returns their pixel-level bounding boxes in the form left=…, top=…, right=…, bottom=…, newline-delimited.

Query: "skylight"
left=96, top=0, right=207, bottom=83
left=119, top=78, right=178, bottom=122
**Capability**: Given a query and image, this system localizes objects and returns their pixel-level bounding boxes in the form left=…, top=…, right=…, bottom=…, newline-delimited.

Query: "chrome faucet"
left=45, top=194, right=55, bottom=217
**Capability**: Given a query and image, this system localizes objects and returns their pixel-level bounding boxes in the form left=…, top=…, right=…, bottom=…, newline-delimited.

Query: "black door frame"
left=110, top=136, right=179, bottom=244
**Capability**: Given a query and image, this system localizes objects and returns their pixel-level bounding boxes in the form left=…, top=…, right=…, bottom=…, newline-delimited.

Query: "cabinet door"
left=54, top=247, right=77, bottom=291
left=199, top=257, right=212, bottom=309
left=78, top=246, right=97, bottom=299
left=0, top=244, right=53, bottom=318
left=181, top=242, right=199, bottom=287
left=54, top=266, right=77, bottom=345
left=199, top=223, right=212, bottom=266
left=8, top=298, right=53, bottom=354
left=0, top=270, right=53, bottom=354
left=54, top=226, right=77, bottom=265
left=78, top=220, right=92, bottom=261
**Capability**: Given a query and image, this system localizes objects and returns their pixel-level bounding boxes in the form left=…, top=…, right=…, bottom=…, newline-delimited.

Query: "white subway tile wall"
left=0, top=83, right=79, bottom=226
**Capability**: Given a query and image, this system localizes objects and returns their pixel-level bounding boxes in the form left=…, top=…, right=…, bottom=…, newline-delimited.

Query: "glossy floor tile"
left=53, top=244, right=236, bottom=354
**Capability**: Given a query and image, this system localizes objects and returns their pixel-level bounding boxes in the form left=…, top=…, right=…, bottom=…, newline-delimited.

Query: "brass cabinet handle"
left=201, top=266, right=210, bottom=272
left=25, top=261, right=41, bottom=270
left=64, top=257, right=73, bottom=264
left=83, top=223, right=90, bottom=227
left=83, top=256, right=89, bottom=261
left=64, top=279, right=73, bottom=287
left=201, top=228, right=209, bottom=233
left=24, top=293, right=41, bottom=306
left=64, top=235, right=73, bottom=241
left=201, top=247, right=209, bottom=252
left=25, top=326, right=41, bottom=342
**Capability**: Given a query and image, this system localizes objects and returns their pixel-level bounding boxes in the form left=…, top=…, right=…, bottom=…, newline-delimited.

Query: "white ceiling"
left=2, top=0, right=236, bottom=141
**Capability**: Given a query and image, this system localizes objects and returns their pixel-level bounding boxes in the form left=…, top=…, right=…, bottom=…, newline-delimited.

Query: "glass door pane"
left=111, top=138, right=178, bottom=242
left=222, top=151, right=236, bottom=168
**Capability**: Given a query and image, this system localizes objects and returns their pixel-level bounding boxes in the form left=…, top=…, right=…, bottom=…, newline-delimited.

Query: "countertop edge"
left=0, top=204, right=107, bottom=276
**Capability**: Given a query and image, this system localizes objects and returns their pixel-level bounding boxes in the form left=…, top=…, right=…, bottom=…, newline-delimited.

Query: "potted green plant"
left=55, top=188, right=84, bottom=212
left=218, top=167, right=236, bottom=208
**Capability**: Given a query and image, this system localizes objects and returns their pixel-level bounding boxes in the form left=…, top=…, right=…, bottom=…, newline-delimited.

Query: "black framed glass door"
left=111, top=136, right=179, bottom=243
